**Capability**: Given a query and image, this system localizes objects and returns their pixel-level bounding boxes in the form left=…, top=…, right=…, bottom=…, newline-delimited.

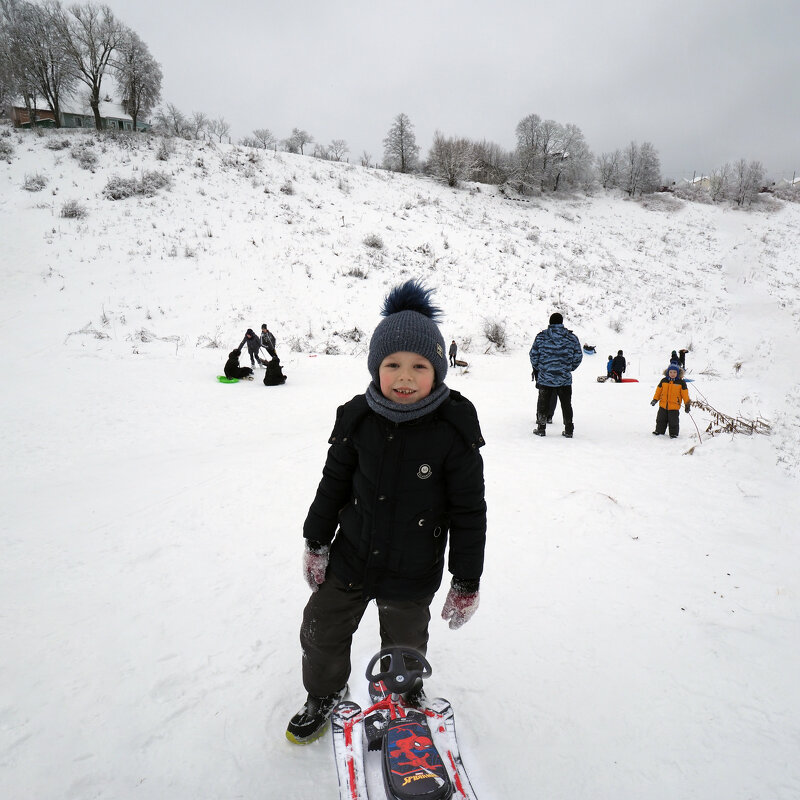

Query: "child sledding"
left=223, top=349, right=254, bottom=381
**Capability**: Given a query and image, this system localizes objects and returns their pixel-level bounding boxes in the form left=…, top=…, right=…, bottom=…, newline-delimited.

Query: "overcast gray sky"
left=103, top=0, right=798, bottom=180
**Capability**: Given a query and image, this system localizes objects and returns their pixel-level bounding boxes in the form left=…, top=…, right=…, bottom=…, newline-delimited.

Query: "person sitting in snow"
left=224, top=349, right=254, bottom=380
left=238, top=328, right=265, bottom=368
left=263, top=355, right=287, bottom=386
left=651, top=363, right=691, bottom=438
left=286, top=279, right=486, bottom=745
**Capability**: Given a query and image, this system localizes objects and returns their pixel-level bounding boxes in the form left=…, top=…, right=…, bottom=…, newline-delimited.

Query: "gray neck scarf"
left=365, top=381, right=450, bottom=424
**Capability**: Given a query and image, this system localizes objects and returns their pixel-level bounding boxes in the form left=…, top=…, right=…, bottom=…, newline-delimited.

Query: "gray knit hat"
left=367, top=280, right=448, bottom=385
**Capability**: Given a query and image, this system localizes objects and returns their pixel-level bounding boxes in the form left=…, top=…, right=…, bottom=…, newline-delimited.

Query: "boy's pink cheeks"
left=378, top=352, right=435, bottom=405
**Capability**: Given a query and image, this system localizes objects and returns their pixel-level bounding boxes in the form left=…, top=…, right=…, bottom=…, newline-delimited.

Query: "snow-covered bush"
left=60, top=200, right=88, bottom=218
left=0, top=137, right=15, bottom=159
left=280, top=180, right=294, bottom=195
left=45, top=138, right=70, bottom=151
left=484, top=319, right=507, bottom=350
left=155, top=138, right=173, bottom=161
left=103, top=171, right=171, bottom=200
left=363, top=233, right=384, bottom=249
left=22, top=173, right=48, bottom=191
left=72, top=144, right=98, bottom=170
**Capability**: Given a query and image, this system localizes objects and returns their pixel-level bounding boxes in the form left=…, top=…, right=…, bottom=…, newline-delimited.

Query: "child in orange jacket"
left=651, top=364, right=691, bottom=438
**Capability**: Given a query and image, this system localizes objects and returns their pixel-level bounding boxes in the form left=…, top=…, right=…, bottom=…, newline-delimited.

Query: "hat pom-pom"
left=381, top=279, right=443, bottom=321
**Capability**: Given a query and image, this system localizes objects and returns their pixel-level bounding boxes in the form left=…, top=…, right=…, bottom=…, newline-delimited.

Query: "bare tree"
left=732, top=159, right=765, bottom=206
left=638, top=141, right=661, bottom=193
left=471, top=139, right=513, bottom=185
left=383, top=112, right=419, bottom=173
left=0, top=0, right=18, bottom=109
left=207, top=116, right=230, bottom=143
left=114, top=27, right=160, bottom=131
left=1, top=0, right=45, bottom=124
left=514, top=114, right=592, bottom=192
left=285, top=127, right=313, bottom=154
left=596, top=150, right=622, bottom=189
left=622, top=140, right=661, bottom=196
left=360, top=150, right=372, bottom=168
left=153, top=102, right=187, bottom=137
left=709, top=162, right=731, bottom=202
left=427, top=131, right=476, bottom=187
left=7, top=0, right=77, bottom=128
left=54, top=2, right=125, bottom=130
left=329, top=138, right=348, bottom=161
left=187, top=110, right=207, bottom=140
left=252, top=127, right=275, bottom=149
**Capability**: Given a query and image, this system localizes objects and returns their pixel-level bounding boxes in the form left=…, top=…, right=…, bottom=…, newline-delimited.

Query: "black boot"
left=533, top=425, right=546, bottom=436
left=286, top=685, right=348, bottom=744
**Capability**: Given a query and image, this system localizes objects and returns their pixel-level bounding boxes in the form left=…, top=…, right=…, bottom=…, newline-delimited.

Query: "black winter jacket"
left=303, top=391, right=486, bottom=601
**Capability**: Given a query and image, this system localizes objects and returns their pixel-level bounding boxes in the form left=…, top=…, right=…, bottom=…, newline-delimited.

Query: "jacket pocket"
left=389, top=511, right=449, bottom=576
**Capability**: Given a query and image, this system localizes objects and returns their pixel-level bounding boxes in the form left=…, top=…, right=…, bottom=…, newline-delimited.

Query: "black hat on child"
left=549, top=312, right=563, bottom=325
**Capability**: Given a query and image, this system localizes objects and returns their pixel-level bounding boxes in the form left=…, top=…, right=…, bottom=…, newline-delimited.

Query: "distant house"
left=681, top=175, right=711, bottom=190
left=8, top=92, right=150, bottom=132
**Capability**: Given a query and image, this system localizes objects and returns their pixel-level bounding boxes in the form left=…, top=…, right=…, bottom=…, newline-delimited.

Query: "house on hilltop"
left=7, top=92, right=150, bottom=132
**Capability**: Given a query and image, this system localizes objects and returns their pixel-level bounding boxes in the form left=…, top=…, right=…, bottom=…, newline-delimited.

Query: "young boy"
left=286, top=280, right=487, bottom=744
left=651, top=364, right=691, bottom=438
left=238, top=328, right=265, bottom=367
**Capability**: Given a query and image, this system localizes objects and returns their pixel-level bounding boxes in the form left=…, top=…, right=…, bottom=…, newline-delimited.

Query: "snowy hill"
left=2, top=128, right=799, bottom=800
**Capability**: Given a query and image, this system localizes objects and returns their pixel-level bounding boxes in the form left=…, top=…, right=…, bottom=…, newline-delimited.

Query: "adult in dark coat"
left=529, top=312, right=583, bottom=437
left=611, top=350, right=626, bottom=382
left=224, top=349, right=253, bottom=380
left=449, top=339, right=458, bottom=367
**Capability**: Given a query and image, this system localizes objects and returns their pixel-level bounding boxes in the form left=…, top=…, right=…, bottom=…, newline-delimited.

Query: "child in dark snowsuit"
left=610, top=350, right=626, bottom=382
left=224, top=349, right=254, bottom=380
left=651, top=364, right=691, bottom=438
left=286, top=280, right=487, bottom=744
left=263, top=356, right=287, bottom=385
left=606, top=355, right=614, bottom=379
left=238, top=328, right=265, bottom=367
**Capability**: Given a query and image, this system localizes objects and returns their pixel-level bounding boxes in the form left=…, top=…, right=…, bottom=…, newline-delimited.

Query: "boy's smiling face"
left=378, top=351, right=435, bottom=405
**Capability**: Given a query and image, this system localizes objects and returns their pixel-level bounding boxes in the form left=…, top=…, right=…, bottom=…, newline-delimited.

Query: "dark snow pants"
left=537, top=386, right=573, bottom=433
left=300, top=573, right=434, bottom=697
left=655, top=407, right=680, bottom=436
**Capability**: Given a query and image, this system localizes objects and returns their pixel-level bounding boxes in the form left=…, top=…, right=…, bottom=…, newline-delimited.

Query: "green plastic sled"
left=217, top=375, right=239, bottom=384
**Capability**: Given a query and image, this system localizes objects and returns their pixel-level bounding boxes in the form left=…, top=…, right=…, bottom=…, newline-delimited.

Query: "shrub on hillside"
left=156, top=138, right=173, bottom=161
left=61, top=199, right=88, bottom=218
left=0, top=137, right=14, bottom=159
left=363, top=233, right=384, bottom=249
left=103, top=171, right=171, bottom=200
left=22, top=173, right=48, bottom=191
left=484, top=320, right=507, bottom=350
left=72, top=144, right=98, bottom=170
left=45, top=138, right=71, bottom=151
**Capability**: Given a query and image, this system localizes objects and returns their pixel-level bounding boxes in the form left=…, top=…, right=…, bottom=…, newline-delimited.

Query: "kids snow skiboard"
left=330, top=647, right=479, bottom=800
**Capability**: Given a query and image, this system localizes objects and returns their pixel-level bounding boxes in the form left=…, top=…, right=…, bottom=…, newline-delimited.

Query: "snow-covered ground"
left=1, top=129, right=799, bottom=800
